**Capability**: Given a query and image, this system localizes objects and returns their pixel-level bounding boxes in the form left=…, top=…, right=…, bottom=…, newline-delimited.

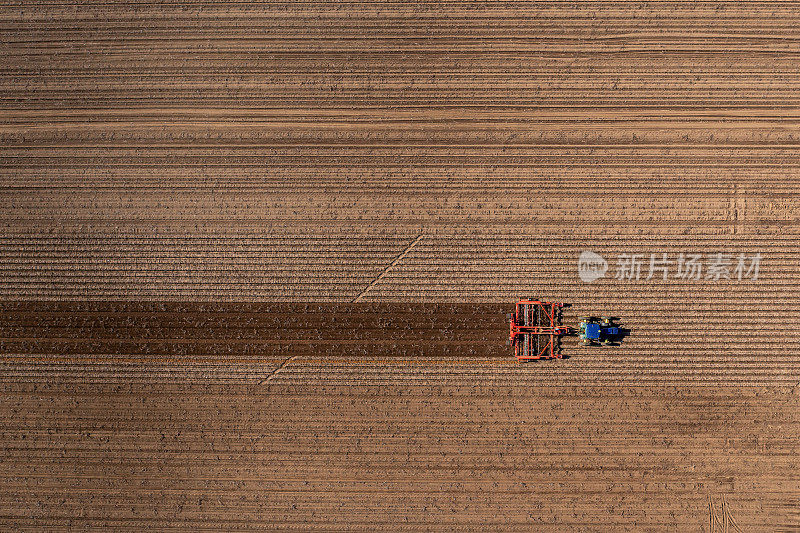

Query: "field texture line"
left=352, top=233, right=425, bottom=302
left=259, top=355, right=298, bottom=384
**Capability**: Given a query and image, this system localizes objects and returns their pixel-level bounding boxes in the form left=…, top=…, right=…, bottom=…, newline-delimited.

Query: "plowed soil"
left=3, top=1, right=800, bottom=531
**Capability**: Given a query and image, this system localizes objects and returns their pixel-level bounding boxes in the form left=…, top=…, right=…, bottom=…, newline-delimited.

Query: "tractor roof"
left=585, top=322, right=601, bottom=339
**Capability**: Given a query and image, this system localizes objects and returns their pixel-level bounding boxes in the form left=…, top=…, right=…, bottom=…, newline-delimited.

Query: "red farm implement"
left=508, top=299, right=569, bottom=361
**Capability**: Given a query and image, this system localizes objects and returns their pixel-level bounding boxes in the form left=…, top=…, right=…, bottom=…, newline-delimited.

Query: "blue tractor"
left=578, top=316, right=620, bottom=346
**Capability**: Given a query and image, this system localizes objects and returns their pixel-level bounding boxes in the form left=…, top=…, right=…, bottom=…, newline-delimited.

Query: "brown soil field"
left=2, top=382, right=799, bottom=531
left=3, top=1, right=800, bottom=531
left=1, top=301, right=799, bottom=388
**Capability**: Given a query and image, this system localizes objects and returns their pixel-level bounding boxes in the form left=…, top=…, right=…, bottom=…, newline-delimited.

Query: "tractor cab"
left=584, top=322, right=601, bottom=341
